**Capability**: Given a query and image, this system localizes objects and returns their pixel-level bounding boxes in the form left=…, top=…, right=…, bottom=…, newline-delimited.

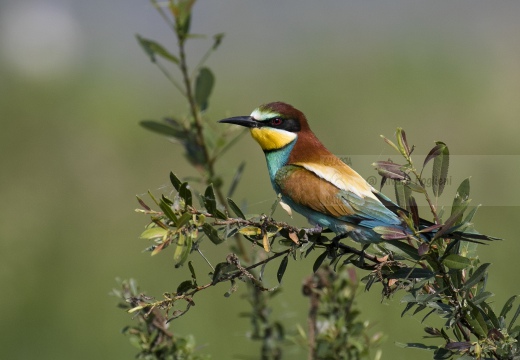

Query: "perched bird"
left=219, top=101, right=409, bottom=244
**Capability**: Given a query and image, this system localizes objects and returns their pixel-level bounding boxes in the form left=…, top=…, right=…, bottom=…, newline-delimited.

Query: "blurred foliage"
left=300, top=267, right=384, bottom=360
left=112, top=279, right=210, bottom=360
left=115, top=1, right=519, bottom=360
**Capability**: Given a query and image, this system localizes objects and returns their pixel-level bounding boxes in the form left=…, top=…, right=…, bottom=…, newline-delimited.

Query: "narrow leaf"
left=380, top=135, right=400, bottom=153
left=176, top=280, right=194, bottom=294
left=159, top=198, right=179, bottom=226
left=202, top=223, right=224, bottom=244
left=500, top=295, right=518, bottom=318
left=408, top=195, right=420, bottom=226
left=170, top=172, right=182, bottom=191
left=262, top=232, right=270, bottom=252
left=179, top=182, right=192, bottom=208
left=173, top=233, right=185, bottom=263
left=373, top=226, right=408, bottom=240
left=443, top=254, right=472, bottom=270
left=463, top=263, right=490, bottom=291
left=136, top=35, right=180, bottom=64
left=396, top=128, right=411, bottom=157
left=136, top=195, right=151, bottom=211
left=394, top=342, right=437, bottom=351
left=373, top=161, right=409, bottom=181
left=394, top=180, right=411, bottom=208
left=451, top=178, right=471, bottom=224
left=194, top=67, right=215, bottom=111
left=140, top=120, right=183, bottom=137
left=508, top=303, right=520, bottom=332
left=383, top=241, right=421, bottom=261
left=212, top=33, right=225, bottom=50
left=238, top=226, right=261, bottom=236
left=313, top=251, right=328, bottom=273
left=227, top=161, right=245, bottom=198
left=432, top=141, right=449, bottom=197
left=422, top=143, right=444, bottom=170
left=140, top=227, right=168, bottom=240
left=227, top=198, right=245, bottom=219
left=204, top=184, right=216, bottom=214
left=466, top=300, right=488, bottom=339
left=176, top=232, right=192, bottom=267
left=277, top=255, right=289, bottom=283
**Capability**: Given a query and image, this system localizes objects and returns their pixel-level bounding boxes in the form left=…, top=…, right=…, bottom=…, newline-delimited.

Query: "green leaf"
left=136, top=34, right=180, bottom=64
left=500, top=295, right=518, bottom=318
left=227, top=198, right=245, bottom=219
left=463, top=263, right=490, bottom=291
left=159, top=198, right=179, bottom=225
left=396, top=127, right=411, bottom=158
left=212, top=33, right=225, bottom=50
left=173, top=232, right=185, bottom=262
left=443, top=254, right=472, bottom=270
left=480, top=301, right=500, bottom=328
left=270, top=194, right=282, bottom=217
left=211, top=262, right=237, bottom=284
left=508, top=303, right=520, bottom=332
left=188, top=261, right=197, bottom=282
left=394, top=180, right=411, bottom=208
left=170, top=172, right=182, bottom=191
left=451, top=178, right=471, bottom=224
left=170, top=0, right=194, bottom=40
left=395, top=342, right=437, bottom=351
left=433, top=200, right=470, bottom=240
left=387, top=267, right=434, bottom=280
left=466, top=300, right=488, bottom=339
left=179, top=232, right=193, bottom=267
left=432, top=141, right=449, bottom=197
left=203, top=184, right=216, bottom=214
left=140, top=227, right=167, bottom=240
left=277, top=255, right=289, bottom=284
left=140, top=120, right=183, bottom=138
left=405, top=181, right=427, bottom=194
left=176, top=280, right=194, bottom=294
left=472, top=291, right=494, bottom=305
left=202, top=223, right=224, bottom=244
left=177, top=212, right=192, bottom=227
left=382, top=241, right=421, bottom=261
left=179, top=182, right=192, bottom=207
left=380, top=135, right=400, bottom=153
left=194, top=67, right=214, bottom=111
left=313, top=251, right=328, bottom=273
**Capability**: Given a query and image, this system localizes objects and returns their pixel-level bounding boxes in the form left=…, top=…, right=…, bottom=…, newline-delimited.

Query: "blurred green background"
left=1, top=0, right=519, bottom=359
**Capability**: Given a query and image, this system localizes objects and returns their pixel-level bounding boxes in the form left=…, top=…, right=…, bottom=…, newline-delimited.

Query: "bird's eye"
left=271, top=118, right=283, bottom=126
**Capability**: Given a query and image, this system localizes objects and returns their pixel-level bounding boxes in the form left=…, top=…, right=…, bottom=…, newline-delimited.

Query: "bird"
left=218, top=101, right=414, bottom=244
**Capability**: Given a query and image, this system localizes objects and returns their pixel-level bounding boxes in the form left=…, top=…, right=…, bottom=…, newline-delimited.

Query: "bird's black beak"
left=218, top=116, right=258, bottom=128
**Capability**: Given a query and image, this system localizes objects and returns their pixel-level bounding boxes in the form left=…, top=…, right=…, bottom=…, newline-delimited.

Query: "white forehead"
left=250, top=108, right=280, bottom=121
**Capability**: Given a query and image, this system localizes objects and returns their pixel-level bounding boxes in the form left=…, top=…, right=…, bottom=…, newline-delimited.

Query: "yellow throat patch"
left=250, top=127, right=297, bottom=151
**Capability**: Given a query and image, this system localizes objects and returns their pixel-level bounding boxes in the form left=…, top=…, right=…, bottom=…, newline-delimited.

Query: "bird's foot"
left=305, top=224, right=323, bottom=236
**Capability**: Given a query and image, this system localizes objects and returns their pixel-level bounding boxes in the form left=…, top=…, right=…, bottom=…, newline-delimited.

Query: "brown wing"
left=274, top=165, right=355, bottom=218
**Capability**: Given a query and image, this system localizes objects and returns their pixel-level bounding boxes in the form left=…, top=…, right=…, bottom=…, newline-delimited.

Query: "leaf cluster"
left=369, top=129, right=518, bottom=360
left=111, top=279, right=210, bottom=360
left=300, top=267, right=384, bottom=360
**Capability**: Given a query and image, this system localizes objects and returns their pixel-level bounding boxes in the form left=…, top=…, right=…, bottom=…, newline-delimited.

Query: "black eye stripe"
left=256, top=117, right=301, bottom=132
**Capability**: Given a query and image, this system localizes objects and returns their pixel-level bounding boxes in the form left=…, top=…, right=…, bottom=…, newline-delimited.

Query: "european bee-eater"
left=219, top=102, right=409, bottom=244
